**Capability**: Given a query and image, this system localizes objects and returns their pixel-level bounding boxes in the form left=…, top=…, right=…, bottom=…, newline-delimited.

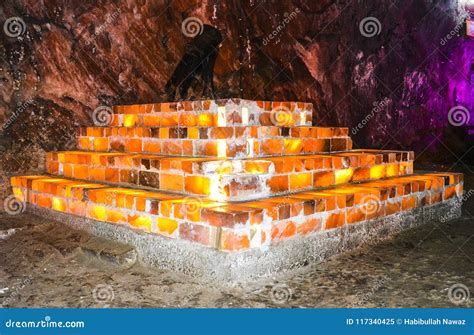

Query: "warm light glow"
left=217, top=139, right=226, bottom=158
left=210, top=177, right=227, bottom=201
left=335, top=168, right=354, bottom=184
left=52, top=197, right=66, bottom=212
left=300, top=111, right=306, bottom=125
left=123, top=115, right=137, bottom=127
left=370, top=165, right=386, bottom=179
left=241, top=107, right=249, bottom=125
left=91, top=205, right=107, bottom=221
left=217, top=106, right=226, bottom=126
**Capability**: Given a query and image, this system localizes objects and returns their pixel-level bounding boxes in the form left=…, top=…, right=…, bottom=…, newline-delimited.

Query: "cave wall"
left=0, top=0, right=473, bottom=191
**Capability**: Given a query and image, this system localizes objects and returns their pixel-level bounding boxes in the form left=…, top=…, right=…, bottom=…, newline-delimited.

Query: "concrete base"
left=27, top=197, right=462, bottom=284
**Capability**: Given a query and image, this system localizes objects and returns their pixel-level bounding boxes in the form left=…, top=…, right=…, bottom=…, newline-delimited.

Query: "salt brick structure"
left=10, top=99, right=464, bottom=281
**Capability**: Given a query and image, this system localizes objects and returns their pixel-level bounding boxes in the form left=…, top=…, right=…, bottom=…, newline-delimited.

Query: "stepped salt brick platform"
left=10, top=99, right=464, bottom=282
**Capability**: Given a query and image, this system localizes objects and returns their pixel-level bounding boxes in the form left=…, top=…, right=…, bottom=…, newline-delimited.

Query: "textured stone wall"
left=0, top=0, right=473, bottom=185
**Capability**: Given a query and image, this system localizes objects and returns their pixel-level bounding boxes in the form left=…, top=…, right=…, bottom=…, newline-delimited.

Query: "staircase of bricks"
left=10, top=99, right=463, bottom=255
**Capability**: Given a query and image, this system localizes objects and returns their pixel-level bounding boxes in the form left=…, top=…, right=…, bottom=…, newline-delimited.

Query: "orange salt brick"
left=430, top=191, right=442, bottom=204
left=267, top=175, right=289, bottom=193
left=271, top=221, right=296, bottom=241
left=105, top=168, right=120, bottom=182
left=160, top=174, right=184, bottom=192
left=402, top=195, right=417, bottom=210
left=73, top=165, right=89, bottom=180
left=197, top=113, right=214, bottom=126
left=346, top=207, right=366, bottom=224
left=128, top=214, right=151, bottom=232
left=143, top=115, right=161, bottom=126
left=123, top=114, right=138, bottom=127
left=261, top=139, right=283, bottom=155
left=443, top=186, right=456, bottom=200
left=93, top=138, right=109, bottom=151
left=284, top=139, right=304, bottom=154
left=386, top=200, right=401, bottom=215
left=369, top=165, right=386, bottom=179
left=162, top=140, right=183, bottom=155
left=52, top=197, right=67, bottom=212
left=201, top=207, right=249, bottom=227
left=135, top=197, right=147, bottom=212
left=157, top=217, right=178, bottom=235
left=107, top=209, right=128, bottom=223
left=160, top=114, right=179, bottom=126
left=63, top=164, right=73, bottom=178
left=182, top=140, right=193, bottom=155
left=386, top=163, right=400, bottom=177
left=143, top=141, right=161, bottom=153
left=335, top=168, right=354, bottom=184
left=87, top=128, right=103, bottom=137
left=244, top=161, right=272, bottom=174
left=313, top=171, right=335, bottom=187
left=125, top=139, right=142, bottom=153
left=220, top=230, right=250, bottom=251
left=179, top=222, right=210, bottom=246
left=290, top=173, right=312, bottom=191
left=325, top=212, right=345, bottom=229
left=297, top=217, right=321, bottom=235
left=69, top=200, right=86, bottom=216
left=47, top=162, right=59, bottom=174
left=87, top=204, right=107, bottom=221
left=185, top=176, right=210, bottom=195
left=89, top=168, right=106, bottom=181
left=353, top=168, right=370, bottom=181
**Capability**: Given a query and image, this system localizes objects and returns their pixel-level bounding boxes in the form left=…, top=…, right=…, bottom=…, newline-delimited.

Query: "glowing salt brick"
left=369, top=165, right=386, bottom=179
left=63, top=164, right=73, bottom=178
left=52, top=197, right=67, bottom=212
left=160, top=174, right=184, bottom=192
left=157, top=217, right=178, bottom=235
left=197, top=113, right=214, bottom=126
left=386, top=163, right=400, bottom=177
left=93, top=138, right=109, bottom=151
left=385, top=200, right=401, bottom=215
left=220, top=230, right=250, bottom=251
left=123, top=114, right=138, bottom=127
left=299, top=111, right=306, bottom=126
left=160, top=114, right=179, bottom=126
left=313, top=139, right=330, bottom=152
left=73, top=165, right=89, bottom=180
left=325, top=212, right=346, bottom=229
left=89, top=168, right=106, bottom=181
left=179, top=222, right=211, bottom=246
left=346, top=207, right=366, bottom=224
left=143, top=141, right=161, bottom=153
left=267, top=175, right=289, bottom=193
left=290, top=173, right=312, bottom=191
left=69, top=200, right=86, bottom=216
left=241, top=107, right=249, bottom=125
left=443, top=186, right=456, bottom=200
left=261, top=139, right=283, bottom=155
left=125, top=139, right=142, bottom=153
left=313, top=171, right=335, bottom=187
left=201, top=207, right=249, bottom=227
left=244, top=160, right=271, bottom=174
left=217, top=140, right=226, bottom=158
left=284, top=139, right=304, bottom=154
left=271, top=221, right=296, bottom=241
left=128, top=214, right=151, bottom=232
left=297, top=217, right=321, bottom=235
left=335, top=168, right=354, bottom=184
left=87, top=204, right=107, bottom=221
left=185, top=176, right=210, bottom=195
left=105, top=168, right=120, bottom=182
left=47, top=162, right=59, bottom=174
left=402, top=196, right=417, bottom=210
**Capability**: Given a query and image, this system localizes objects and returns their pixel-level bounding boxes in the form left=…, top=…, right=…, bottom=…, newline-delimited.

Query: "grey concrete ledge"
left=26, top=197, right=462, bottom=284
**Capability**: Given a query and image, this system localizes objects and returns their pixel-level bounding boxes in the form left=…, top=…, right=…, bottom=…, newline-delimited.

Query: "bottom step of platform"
left=25, top=198, right=461, bottom=283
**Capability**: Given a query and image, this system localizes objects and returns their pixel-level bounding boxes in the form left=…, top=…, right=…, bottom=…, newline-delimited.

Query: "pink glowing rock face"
left=468, top=19, right=474, bottom=38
